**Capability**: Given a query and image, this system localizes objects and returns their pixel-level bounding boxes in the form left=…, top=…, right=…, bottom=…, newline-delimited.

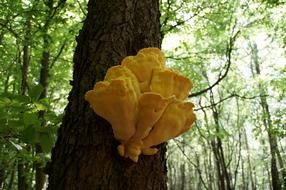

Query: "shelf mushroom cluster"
left=85, top=48, right=196, bottom=162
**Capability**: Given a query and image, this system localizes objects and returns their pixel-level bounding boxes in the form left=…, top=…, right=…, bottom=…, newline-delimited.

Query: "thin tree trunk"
left=18, top=19, right=31, bottom=190
left=35, top=49, right=49, bottom=190
left=21, top=43, right=29, bottom=95
left=20, top=19, right=31, bottom=95
left=200, top=104, right=214, bottom=190
left=212, top=140, right=225, bottom=190
left=203, top=145, right=213, bottom=190
left=35, top=20, right=50, bottom=188
left=7, top=161, right=16, bottom=190
left=48, top=1, right=166, bottom=189
left=233, top=98, right=242, bottom=190
left=233, top=132, right=242, bottom=189
left=168, top=163, right=175, bottom=190
left=276, top=146, right=286, bottom=188
left=209, top=91, right=232, bottom=190
left=241, top=158, right=245, bottom=190
left=0, top=169, right=3, bottom=189
left=180, top=140, right=186, bottom=190
left=17, top=160, right=26, bottom=190
left=267, top=166, right=273, bottom=190
left=173, top=166, right=177, bottom=190
left=243, top=128, right=256, bottom=190
left=35, top=0, right=59, bottom=188
left=250, top=42, right=282, bottom=190
left=180, top=163, right=185, bottom=190
left=195, top=154, right=202, bottom=190
left=208, top=148, right=214, bottom=190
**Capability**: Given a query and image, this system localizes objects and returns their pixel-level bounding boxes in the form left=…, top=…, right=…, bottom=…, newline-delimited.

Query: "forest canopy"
left=0, top=0, right=285, bottom=189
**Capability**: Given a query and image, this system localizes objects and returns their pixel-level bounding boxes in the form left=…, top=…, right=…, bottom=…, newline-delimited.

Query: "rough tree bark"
left=47, top=1, right=167, bottom=189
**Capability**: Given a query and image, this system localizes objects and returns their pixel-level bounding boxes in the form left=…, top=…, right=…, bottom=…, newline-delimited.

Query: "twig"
left=76, top=0, right=87, bottom=16
left=189, top=30, right=240, bottom=97
left=194, top=92, right=268, bottom=111
left=50, top=42, right=66, bottom=68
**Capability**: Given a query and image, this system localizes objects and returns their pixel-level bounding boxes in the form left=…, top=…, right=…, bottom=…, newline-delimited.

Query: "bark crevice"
left=48, top=1, right=166, bottom=189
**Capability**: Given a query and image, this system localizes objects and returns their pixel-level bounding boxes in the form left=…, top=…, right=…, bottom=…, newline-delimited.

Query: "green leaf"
left=0, top=97, right=11, bottom=108
left=14, top=95, right=31, bottom=104
left=0, top=121, right=9, bottom=133
left=8, top=120, right=22, bottom=129
left=22, top=125, right=36, bottom=144
left=45, top=112, right=62, bottom=126
left=39, top=98, right=50, bottom=107
left=0, top=110, right=8, bottom=120
left=39, top=132, right=54, bottom=153
left=23, top=113, right=39, bottom=126
left=34, top=102, right=47, bottom=111
left=28, top=84, right=44, bottom=100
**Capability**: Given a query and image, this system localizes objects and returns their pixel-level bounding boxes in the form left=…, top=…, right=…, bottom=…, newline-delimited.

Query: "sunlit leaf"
left=34, top=102, right=47, bottom=111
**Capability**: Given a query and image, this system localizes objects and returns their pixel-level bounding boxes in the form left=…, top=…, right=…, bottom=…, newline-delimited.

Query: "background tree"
left=0, top=0, right=85, bottom=189
left=162, top=0, right=286, bottom=189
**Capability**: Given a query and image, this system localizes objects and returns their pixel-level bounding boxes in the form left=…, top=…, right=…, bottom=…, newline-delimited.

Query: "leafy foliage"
left=162, top=0, right=286, bottom=189
left=0, top=0, right=87, bottom=188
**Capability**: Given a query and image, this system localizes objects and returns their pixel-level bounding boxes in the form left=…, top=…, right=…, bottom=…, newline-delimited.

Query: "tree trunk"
left=47, top=1, right=167, bottom=189
left=20, top=38, right=29, bottom=95
left=0, top=168, right=3, bottom=189
left=207, top=147, right=214, bottom=190
left=7, top=161, right=16, bottom=190
left=35, top=48, right=49, bottom=190
left=195, top=154, right=202, bottom=190
left=17, top=160, right=26, bottom=190
left=276, top=146, right=286, bottom=188
left=209, top=91, right=232, bottom=190
left=180, top=140, right=186, bottom=190
left=18, top=19, right=31, bottom=190
left=36, top=0, right=58, bottom=188
left=168, top=162, right=175, bottom=190
left=243, top=128, right=256, bottom=190
left=250, top=42, right=282, bottom=190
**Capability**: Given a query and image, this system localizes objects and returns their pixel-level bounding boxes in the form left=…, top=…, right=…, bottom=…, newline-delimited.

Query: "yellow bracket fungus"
left=121, top=48, right=165, bottom=92
left=85, top=47, right=196, bottom=162
left=85, top=79, right=137, bottom=143
left=150, top=68, right=192, bottom=100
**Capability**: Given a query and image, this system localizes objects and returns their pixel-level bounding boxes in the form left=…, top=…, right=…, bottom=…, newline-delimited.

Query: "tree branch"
left=189, top=30, right=240, bottom=98
left=50, top=42, right=66, bottom=68
left=76, top=0, right=87, bottom=16
left=0, top=21, right=19, bottom=38
left=194, top=92, right=268, bottom=111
